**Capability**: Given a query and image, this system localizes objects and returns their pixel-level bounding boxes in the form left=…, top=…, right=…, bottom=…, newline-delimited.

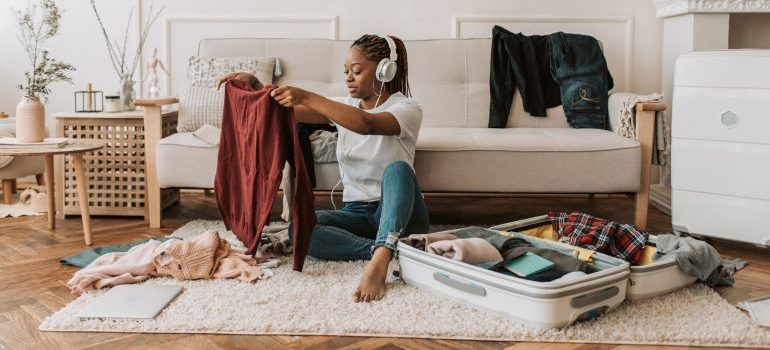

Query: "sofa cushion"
left=413, top=128, right=641, bottom=193
left=177, top=56, right=276, bottom=132
left=306, top=128, right=642, bottom=193
left=156, top=133, right=218, bottom=189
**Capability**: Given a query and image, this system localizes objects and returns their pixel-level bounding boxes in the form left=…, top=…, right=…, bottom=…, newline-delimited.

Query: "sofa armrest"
left=136, top=97, right=179, bottom=228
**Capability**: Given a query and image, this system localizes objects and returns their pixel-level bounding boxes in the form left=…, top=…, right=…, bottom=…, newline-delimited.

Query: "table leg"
left=44, top=155, right=55, bottom=229
left=72, top=154, right=92, bottom=245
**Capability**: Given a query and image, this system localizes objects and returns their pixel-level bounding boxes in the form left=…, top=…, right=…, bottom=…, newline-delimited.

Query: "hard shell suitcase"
left=396, top=228, right=630, bottom=329
left=489, top=215, right=696, bottom=301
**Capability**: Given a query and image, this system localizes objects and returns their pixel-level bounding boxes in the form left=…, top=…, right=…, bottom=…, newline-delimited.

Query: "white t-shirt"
left=329, top=93, right=422, bottom=202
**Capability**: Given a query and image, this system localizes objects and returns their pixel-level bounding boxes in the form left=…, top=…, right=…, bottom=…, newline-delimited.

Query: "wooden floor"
left=1, top=192, right=768, bottom=350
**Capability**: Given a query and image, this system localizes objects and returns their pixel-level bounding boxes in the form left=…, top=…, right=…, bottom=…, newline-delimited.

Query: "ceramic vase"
left=15, top=97, right=45, bottom=143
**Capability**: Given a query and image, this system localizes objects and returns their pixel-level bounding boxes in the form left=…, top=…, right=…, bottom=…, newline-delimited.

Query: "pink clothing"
left=427, top=238, right=504, bottom=265
left=67, top=240, right=162, bottom=294
left=67, top=231, right=267, bottom=294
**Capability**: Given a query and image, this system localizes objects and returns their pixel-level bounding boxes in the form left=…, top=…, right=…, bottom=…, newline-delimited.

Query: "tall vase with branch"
left=89, top=0, right=164, bottom=111
left=13, top=0, right=75, bottom=143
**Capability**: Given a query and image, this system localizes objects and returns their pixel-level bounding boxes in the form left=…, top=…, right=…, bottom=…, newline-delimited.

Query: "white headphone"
left=375, top=34, right=398, bottom=83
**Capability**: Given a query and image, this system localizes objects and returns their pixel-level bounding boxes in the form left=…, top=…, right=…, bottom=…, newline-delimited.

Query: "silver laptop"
left=78, top=284, right=183, bottom=321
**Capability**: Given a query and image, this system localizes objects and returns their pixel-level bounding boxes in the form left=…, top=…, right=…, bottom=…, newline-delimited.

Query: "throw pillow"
left=177, top=56, right=277, bottom=132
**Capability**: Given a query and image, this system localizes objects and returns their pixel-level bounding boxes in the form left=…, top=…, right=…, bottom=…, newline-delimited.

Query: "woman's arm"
left=273, top=86, right=401, bottom=136
left=293, top=105, right=331, bottom=124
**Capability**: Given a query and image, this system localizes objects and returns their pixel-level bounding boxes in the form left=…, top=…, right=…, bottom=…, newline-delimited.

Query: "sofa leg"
left=35, top=173, right=44, bottom=186
left=635, top=191, right=649, bottom=230
left=2, top=180, right=13, bottom=204
left=204, top=189, right=212, bottom=196
left=634, top=103, right=659, bottom=231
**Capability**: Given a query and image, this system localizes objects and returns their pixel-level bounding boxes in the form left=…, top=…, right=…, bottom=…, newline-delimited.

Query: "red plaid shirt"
left=549, top=211, right=648, bottom=265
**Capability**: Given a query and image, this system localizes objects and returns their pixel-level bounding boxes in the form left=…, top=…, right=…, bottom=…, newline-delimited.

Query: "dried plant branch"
left=89, top=0, right=123, bottom=77
left=89, top=0, right=164, bottom=80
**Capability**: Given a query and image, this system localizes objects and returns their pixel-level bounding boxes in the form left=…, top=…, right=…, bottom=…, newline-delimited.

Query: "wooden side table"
left=0, top=142, right=103, bottom=245
left=53, top=109, right=179, bottom=218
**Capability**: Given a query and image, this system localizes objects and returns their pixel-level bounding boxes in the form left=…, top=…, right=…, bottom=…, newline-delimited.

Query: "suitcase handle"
left=433, top=272, right=487, bottom=296
left=571, top=286, right=619, bottom=308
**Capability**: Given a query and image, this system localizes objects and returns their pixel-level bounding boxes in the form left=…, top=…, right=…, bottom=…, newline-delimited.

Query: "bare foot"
left=353, top=247, right=392, bottom=303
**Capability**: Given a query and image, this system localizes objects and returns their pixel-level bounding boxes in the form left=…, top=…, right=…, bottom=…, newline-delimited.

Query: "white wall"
left=0, top=0, right=140, bottom=135
left=0, top=0, right=664, bottom=133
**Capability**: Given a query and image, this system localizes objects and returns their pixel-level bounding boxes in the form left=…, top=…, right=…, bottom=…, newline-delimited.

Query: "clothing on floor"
left=654, top=234, right=746, bottom=287
left=256, top=228, right=292, bottom=259
left=548, top=32, right=614, bottom=129
left=404, top=232, right=459, bottom=251
left=288, top=161, right=430, bottom=260
left=154, top=230, right=263, bottom=283
left=426, top=238, right=504, bottom=265
left=60, top=237, right=179, bottom=268
left=67, top=231, right=268, bottom=294
left=296, top=122, right=337, bottom=188
left=488, top=26, right=561, bottom=127
left=549, top=211, right=648, bottom=265
left=453, top=227, right=593, bottom=274
left=67, top=239, right=164, bottom=294
left=215, top=80, right=316, bottom=271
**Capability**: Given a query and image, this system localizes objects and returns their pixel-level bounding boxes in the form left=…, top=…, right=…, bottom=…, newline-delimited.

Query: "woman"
left=221, top=34, right=429, bottom=303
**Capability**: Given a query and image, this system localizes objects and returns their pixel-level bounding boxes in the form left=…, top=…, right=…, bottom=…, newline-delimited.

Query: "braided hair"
left=351, top=34, right=411, bottom=97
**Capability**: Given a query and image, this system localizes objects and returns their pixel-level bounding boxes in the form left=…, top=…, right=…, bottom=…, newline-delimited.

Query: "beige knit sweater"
left=154, top=230, right=263, bottom=282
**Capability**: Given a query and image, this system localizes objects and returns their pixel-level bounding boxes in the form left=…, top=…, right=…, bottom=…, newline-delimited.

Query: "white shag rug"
left=40, top=220, right=770, bottom=348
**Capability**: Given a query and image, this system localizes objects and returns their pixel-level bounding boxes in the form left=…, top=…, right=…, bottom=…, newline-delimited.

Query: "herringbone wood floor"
left=1, top=191, right=768, bottom=350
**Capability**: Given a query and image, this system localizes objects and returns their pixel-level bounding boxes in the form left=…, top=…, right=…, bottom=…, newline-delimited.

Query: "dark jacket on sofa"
left=488, top=26, right=614, bottom=129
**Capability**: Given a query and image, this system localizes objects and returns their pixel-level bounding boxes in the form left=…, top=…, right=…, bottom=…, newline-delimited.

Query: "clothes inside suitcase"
left=396, top=228, right=630, bottom=329
left=489, top=215, right=697, bottom=301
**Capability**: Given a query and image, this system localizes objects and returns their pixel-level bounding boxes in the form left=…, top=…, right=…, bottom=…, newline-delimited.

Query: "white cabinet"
left=671, top=50, right=770, bottom=246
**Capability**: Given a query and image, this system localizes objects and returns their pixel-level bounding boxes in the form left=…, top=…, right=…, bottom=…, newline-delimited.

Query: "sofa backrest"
left=198, top=38, right=570, bottom=128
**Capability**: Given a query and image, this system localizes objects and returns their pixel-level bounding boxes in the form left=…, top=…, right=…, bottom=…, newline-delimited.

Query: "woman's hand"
left=271, top=86, right=308, bottom=107
left=216, top=72, right=258, bottom=90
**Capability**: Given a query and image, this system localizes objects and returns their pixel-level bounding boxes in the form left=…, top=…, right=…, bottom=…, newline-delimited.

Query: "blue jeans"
left=549, top=32, right=614, bottom=129
left=288, top=161, right=430, bottom=260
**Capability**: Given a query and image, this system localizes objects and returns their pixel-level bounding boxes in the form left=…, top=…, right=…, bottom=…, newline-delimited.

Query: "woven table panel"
left=57, top=114, right=179, bottom=217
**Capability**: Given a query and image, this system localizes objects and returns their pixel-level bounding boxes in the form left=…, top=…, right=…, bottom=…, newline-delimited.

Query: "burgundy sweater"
left=215, top=80, right=315, bottom=271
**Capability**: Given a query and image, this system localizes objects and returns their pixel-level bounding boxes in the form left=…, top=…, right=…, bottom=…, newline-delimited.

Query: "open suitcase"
left=396, top=228, right=630, bottom=329
left=489, top=215, right=697, bottom=301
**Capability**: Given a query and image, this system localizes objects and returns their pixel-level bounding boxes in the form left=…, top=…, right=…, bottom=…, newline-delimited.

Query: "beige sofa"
left=137, top=38, right=664, bottom=229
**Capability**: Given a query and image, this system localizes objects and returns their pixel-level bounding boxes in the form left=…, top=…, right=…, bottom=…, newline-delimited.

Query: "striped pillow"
left=177, top=56, right=277, bottom=132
